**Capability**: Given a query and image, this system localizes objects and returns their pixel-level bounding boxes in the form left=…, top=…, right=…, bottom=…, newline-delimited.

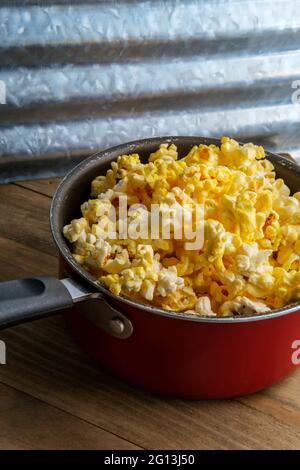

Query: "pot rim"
left=50, top=135, right=300, bottom=324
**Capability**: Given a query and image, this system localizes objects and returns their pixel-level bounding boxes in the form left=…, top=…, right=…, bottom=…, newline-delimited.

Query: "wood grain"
left=0, top=178, right=300, bottom=449
left=15, top=177, right=62, bottom=198
left=0, top=382, right=140, bottom=450
left=0, top=236, right=57, bottom=281
left=0, top=184, right=56, bottom=257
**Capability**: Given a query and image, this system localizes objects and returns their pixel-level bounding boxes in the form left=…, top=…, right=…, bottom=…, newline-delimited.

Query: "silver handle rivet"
left=109, top=317, right=125, bottom=335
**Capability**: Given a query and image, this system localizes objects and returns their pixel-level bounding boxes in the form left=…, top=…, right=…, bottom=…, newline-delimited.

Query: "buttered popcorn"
left=63, top=137, right=300, bottom=316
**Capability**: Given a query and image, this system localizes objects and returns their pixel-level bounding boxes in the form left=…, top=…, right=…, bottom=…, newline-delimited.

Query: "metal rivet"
left=109, top=317, right=125, bottom=335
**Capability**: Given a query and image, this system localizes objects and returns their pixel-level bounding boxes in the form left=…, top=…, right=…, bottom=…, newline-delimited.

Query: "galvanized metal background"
left=1, top=0, right=300, bottom=183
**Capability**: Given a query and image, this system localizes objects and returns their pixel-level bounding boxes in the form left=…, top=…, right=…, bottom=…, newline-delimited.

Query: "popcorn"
left=220, top=296, right=270, bottom=316
left=186, top=297, right=217, bottom=317
left=63, top=137, right=300, bottom=316
left=102, top=249, right=131, bottom=274
left=149, top=143, right=178, bottom=162
left=63, top=218, right=89, bottom=243
left=157, top=266, right=185, bottom=297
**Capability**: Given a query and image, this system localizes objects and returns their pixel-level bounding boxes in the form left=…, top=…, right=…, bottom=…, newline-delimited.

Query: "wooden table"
left=0, top=177, right=300, bottom=450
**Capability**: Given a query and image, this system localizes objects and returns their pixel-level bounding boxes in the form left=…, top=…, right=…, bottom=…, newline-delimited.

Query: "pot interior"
left=51, top=136, right=300, bottom=322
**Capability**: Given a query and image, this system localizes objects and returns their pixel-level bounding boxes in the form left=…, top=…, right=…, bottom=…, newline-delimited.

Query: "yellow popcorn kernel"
left=81, top=199, right=111, bottom=224
left=91, top=176, right=108, bottom=197
left=157, top=287, right=197, bottom=312
left=149, top=143, right=178, bottom=162
left=105, top=251, right=131, bottom=274
left=115, top=154, right=141, bottom=174
left=63, top=217, right=89, bottom=243
left=140, top=279, right=156, bottom=301
left=100, top=274, right=122, bottom=296
left=294, top=192, right=300, bottom=202
left=176, top=256, right=194, bottom=276
left=255, top=191, right=272, bottom=213
left=294, top=240, right=300, bottom=256
left=161, top=256, right=178, bottom=267
left=220, top=136, right=239, bottom=155
left=73, top=254, right=86, bottom=264
left=220, top=296, right=270, bottom=316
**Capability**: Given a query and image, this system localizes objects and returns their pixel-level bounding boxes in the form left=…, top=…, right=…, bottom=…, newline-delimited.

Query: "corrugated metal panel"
left=1, top=0, right=300, bottom=182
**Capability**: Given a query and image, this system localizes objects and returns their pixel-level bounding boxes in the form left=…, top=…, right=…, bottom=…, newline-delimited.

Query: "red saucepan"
left=1, top=136, right=300, bottom=399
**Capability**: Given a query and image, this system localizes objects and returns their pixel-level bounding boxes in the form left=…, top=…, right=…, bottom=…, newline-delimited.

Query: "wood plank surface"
left=15, top=177, right=62, bottom=198
left=0, top=382, right=139, bottom=450
left=0, top=184, right=55, bottom=257
left=0, top=178, right=300, bottom=450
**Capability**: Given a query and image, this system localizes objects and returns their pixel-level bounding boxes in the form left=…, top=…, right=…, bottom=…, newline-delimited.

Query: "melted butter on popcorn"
left=63, top=137, right=300, bottom=316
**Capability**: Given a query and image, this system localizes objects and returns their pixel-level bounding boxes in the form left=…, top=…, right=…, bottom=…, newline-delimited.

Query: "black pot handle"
left=0, top=276, right=100, bottom=330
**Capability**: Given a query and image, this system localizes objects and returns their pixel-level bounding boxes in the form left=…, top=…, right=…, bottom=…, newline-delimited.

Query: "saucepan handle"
left=0, top=275, right=100, bottom=330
